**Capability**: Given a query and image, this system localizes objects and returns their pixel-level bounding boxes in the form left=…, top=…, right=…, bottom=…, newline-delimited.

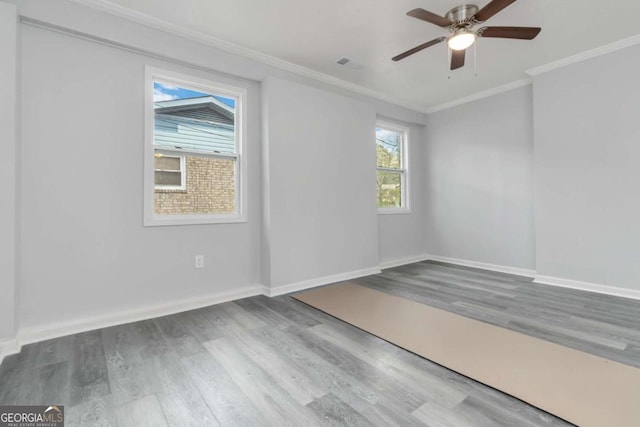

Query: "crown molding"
left=425, top=78, right=531, bottom=114
left=527, top=34, right=640, bottom=76
left=67, top=0, right=430, bottom=114
left=56, top=1, right=640, bottom=117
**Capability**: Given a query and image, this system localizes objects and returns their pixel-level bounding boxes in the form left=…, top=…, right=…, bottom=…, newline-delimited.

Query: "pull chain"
left=473, top=42, right=478, bottom=77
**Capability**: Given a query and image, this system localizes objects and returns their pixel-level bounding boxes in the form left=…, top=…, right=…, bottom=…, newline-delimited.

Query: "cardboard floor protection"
left=294, top=282, right=640, bottom=427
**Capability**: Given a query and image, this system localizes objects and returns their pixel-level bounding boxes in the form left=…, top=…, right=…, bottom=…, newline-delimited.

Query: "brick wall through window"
left=154, top=156, right=235, bottom=215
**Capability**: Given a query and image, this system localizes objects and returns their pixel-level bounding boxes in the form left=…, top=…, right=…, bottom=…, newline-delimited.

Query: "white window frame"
left=144, top=66, right=247, bottom=226
left=376, top=120, right=410, bottom=214
left=154, top=153, right=186, bottom=190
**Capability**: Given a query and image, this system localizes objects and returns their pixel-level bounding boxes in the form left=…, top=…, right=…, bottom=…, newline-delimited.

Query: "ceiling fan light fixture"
left=447, top=30, right=477, bottom=51
left=393, top=3, right=541, bottom=70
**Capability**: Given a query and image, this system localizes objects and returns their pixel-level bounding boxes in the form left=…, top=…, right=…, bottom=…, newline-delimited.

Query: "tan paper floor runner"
left=294, top=282, right=640, bottom=427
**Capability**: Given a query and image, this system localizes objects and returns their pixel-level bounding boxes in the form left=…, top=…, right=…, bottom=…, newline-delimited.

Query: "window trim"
left=376, top=120, right=411, bottom=214
left=144, top=66, right=247, bottom=226
left=154, top=153, right=186, bottom=191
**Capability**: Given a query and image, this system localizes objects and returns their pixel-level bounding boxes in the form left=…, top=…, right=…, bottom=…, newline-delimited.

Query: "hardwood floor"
left=4, top=260, right=637, bottom=426
left=352, top=261, right=640, bottom=368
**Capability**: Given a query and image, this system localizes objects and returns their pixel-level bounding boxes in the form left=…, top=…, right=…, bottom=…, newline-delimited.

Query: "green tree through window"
left=376, top=124, right=407, bottom=209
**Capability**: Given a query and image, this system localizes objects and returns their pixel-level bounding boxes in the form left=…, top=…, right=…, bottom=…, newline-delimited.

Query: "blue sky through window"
left=376, top=128, right=400, bottom=152
left=153, top=82, right=235, bottom=108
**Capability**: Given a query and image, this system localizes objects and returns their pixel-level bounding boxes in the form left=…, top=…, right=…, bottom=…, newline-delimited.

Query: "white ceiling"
left=94, top=0, right=640, bottom=111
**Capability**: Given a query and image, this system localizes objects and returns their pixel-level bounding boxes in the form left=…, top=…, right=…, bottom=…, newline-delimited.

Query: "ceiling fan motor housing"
left=445, top=4, right=480, bottom=25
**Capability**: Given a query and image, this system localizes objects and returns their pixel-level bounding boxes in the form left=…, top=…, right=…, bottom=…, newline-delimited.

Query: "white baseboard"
left=380, top=254, right=431, bottom=270
left=0, top=338, right=21, bottom=363
left=265, top=266, right=382, bottom=297
left=534, top=275, right=640, bottom=301
left=17, top=284, right=265, bottom=348
left=7, top=264, right=636, bottom=365
left=424, top=254, right=537, bottom=278
left=8, top=267, right=382, bottom=362
left=383, top=254, right=640, bottom=301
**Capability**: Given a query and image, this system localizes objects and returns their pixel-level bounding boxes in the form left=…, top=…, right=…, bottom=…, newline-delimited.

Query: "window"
left=154, top=154, right=185, bottom=190
left=376, top=122, right=409, bottom=212
left=144, top=67, right=246, bottom=226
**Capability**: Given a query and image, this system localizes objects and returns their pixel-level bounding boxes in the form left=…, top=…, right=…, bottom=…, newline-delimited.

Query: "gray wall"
left=262, top=76, right=379, bottom=287
left=0, top=2, right=17, bottom=343
left=19, top=0, right=638, bottom=344
left=425, top=86, right=536, bottom=270
left=6, top=0, right=429, bottom=338
left=532, top=44, right=640, bottom=291
left=377, top=121, right=429, bottom=266
left=19, top=25, right=263, bottom=329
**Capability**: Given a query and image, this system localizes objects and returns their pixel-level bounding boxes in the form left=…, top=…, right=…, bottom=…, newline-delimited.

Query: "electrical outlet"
left=195, top=255, right=204, bottom=269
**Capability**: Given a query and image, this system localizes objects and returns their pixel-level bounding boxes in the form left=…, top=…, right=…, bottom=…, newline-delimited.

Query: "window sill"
left=378, top=208, right=412, bottom=215
left=155, top=189, right=188, bottom=194
left=144, top=214, right=247, bottom=226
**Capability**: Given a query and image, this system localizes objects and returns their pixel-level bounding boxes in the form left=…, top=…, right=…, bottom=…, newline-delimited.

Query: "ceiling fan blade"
left=407, top=8, right=452, bottom=28
left=450, top=49, right=465, bottom=70
left=392, top=37, right=446, bottom=61
left=473, top=0, right=516, bottom=22
left=479, top=26, right=541, bottom=39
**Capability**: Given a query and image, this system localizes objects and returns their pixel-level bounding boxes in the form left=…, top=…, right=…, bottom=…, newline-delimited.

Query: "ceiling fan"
left=392, top=0, right=541, bottom=70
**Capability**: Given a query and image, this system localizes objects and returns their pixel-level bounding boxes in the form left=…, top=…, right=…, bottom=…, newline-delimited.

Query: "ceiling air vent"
left=336, top=57, right=365, bottom=70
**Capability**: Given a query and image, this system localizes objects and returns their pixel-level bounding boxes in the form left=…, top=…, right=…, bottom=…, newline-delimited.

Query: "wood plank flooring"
left=3, top=260, right=637, bottom=426
left=352, top=261, right=640, bottom=368
left=293, top=282, right=640, bottom=427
